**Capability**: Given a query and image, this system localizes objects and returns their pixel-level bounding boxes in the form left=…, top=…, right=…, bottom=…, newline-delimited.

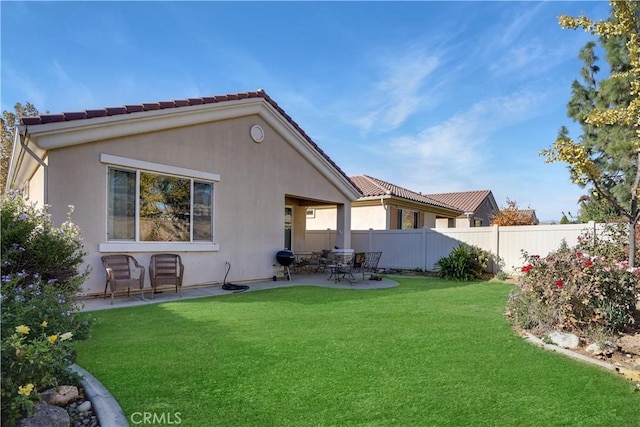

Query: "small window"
left=306, top=208, right=316, bottom=219
left=397, top=209, right=419, bottom=229
left=474, top=219, right=483, bottom=227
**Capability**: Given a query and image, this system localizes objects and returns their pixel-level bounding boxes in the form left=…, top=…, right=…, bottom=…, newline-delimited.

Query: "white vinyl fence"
left=305, top=222, right=611, bottom=273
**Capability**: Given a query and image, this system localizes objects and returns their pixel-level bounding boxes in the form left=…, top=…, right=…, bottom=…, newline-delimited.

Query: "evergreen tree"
left=541, top=1, right=640, bottom=266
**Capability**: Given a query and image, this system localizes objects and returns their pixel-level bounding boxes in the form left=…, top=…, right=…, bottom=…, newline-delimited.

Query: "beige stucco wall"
left=352, top=205, right=387, bottom=230
left=423, top=212, right=436, bottom=228
left=455, top=217, right=472, bottom=228
left=435, top=217, right=455, bottom=228
left=309, top=204, right=450, bottom=230
left=307, top=205, right=389, bottom=230
left=41, top=114, right=352, bottom=295
left=27, top=162, right=46, bottom=207
left=307, top=206, right=337, bottom=230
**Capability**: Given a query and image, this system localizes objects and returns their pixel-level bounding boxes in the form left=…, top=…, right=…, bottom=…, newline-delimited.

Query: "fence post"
left=493, top=224, right=500, bottom=273
left=369, top=228, right=374, bottom=252
left=422, top=227, right=428, bottom=272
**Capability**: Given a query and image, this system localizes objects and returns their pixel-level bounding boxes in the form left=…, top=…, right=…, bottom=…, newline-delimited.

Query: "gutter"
left=17, top=126, right=48, bottom=204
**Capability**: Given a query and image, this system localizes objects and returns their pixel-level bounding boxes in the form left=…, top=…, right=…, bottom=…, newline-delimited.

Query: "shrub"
left=495, top=271, right=509, bottom=281
left=436, top=244, right=493, bottom=281
left=1, top=322, right=76, bottom=424
left=505, top=233, right=639, bottom=335
left=1, top=191, right=92, bottom=424
left=576, top=221, right=636, bottom=262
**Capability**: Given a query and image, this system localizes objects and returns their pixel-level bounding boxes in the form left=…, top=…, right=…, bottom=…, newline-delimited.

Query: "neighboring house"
left=307, top=175, right=462, bottom=230
left=6, top=90, right=361, bottom=296
left=518, top=209, right=540, bottom=225
left=424, top=190, right=498, bottom=228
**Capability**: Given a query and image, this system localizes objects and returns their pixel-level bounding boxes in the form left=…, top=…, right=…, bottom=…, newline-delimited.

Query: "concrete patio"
left=79, top=273, right=399, bottom=312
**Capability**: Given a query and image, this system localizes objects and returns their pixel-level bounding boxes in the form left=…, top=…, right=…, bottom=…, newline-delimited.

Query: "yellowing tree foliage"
left=541, top=1, right=640, bottom=266
left=490, top=199, right=537, bottom=226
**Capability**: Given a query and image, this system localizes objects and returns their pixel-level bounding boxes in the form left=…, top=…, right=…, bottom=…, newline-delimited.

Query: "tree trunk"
left=631, top=152, right=640, bottom=268
left=630, top=220, right=637, bottom=268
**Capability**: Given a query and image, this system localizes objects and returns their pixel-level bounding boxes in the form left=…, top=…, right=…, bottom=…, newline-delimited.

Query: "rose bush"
left=506, top=224, right=639, bottom=336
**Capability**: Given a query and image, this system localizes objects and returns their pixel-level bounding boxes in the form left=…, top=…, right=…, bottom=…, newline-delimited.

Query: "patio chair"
left=101, top=255, right=145, bottom=305
left=361, top=251, right=382, bottom=280
left=149, top=254, right=184, bottom=299
left=328, top=252, right=356, bottom=284
left=293, top=252, right=314, bottom=274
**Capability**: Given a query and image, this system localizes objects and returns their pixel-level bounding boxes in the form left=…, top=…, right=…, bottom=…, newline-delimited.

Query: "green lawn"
left=74, top=278, right=640, bottom=426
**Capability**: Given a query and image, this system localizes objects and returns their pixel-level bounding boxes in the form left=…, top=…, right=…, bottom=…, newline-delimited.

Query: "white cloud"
left=386, top=90, right=548, bottom=193
left=50, top=60, right=97, bottom=109
left=1, top=66, right=46, bottom=111
left=498, top=2, right=546, bottom=47
left=351, top=47, right=440, bottom=133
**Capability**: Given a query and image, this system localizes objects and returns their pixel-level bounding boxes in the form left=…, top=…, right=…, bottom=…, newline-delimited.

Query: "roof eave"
left=13, top=95, right=361, bottom=202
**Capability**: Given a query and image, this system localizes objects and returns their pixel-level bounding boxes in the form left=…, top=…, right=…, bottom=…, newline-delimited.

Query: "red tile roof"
left=20, top=90, right=359, bottom=194
left=21, top=91, right=270, bottom=125
left=423, top=190, right=494, bottom=213
left=351, top=175, right=461, bottom=212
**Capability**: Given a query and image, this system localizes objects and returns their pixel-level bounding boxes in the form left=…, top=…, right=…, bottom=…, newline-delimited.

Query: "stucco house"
left=306, top=175, right=462, bottom=230
left=6, top=90, right=361, bottom=296
left=423, top=190, right=498, bottom=227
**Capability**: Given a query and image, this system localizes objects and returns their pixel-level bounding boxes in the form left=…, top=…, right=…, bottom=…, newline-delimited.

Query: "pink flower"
left=577, top=252, right=583, bottom=258
left=584, top=260, right=593, bottom=267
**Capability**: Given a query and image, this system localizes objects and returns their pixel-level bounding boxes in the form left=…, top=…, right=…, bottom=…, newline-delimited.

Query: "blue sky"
left=1, top=1, right=613, bottom=221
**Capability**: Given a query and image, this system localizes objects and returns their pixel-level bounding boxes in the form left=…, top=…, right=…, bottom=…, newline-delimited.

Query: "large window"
left=107, top=168, right=214, bottom=242
left=397, top=209, right=419, bottom=229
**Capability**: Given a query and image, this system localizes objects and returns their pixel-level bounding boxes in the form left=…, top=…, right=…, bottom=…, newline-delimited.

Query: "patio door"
left=284, top=206, right=293, bottom=250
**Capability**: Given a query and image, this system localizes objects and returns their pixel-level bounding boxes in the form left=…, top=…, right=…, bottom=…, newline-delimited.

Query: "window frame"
left=397, top=208, right=419, bottom=229
left=99, top=154, right=219, bottom=252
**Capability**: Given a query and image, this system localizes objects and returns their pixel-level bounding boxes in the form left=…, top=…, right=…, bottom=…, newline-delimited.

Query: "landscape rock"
left=18, top=403, right=70, bottom=427
left=41, top=385, right=79, bottom=407
left=77, top=400, right=92, bottom=413
left=547, top=331, right=580, bottom=349
left=618, top=334, right=640, bottom=356
left=585, top=341, right=617, bottom=356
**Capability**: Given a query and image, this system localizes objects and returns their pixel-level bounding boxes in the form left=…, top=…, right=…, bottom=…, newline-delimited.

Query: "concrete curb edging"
left=522, top=333, right=639, bottom=381
left=70, top=364, right=129, bottom=427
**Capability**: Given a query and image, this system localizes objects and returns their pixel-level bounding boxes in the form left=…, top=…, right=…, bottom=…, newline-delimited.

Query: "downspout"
left=381, top=191, right=390, bottom=229
left=18, top=126, right=48, bottom=205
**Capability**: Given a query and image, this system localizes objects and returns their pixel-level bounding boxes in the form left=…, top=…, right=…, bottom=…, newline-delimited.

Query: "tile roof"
left=518, top=209, right=539, bottom=224
left=350, top=175, right=461, bottom=212
left=20, top=92, right=269, bottom=125
left=19, top=89, right=358, bottom=193
left=423, top=190, right=494, bottom=213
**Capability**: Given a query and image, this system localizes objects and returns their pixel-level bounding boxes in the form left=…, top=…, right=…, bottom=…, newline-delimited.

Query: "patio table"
left=327, top=263, right=354, bottom=284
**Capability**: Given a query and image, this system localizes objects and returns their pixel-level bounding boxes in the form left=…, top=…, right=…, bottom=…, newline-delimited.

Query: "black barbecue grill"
left=275, top=250, right=295, bottom=282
